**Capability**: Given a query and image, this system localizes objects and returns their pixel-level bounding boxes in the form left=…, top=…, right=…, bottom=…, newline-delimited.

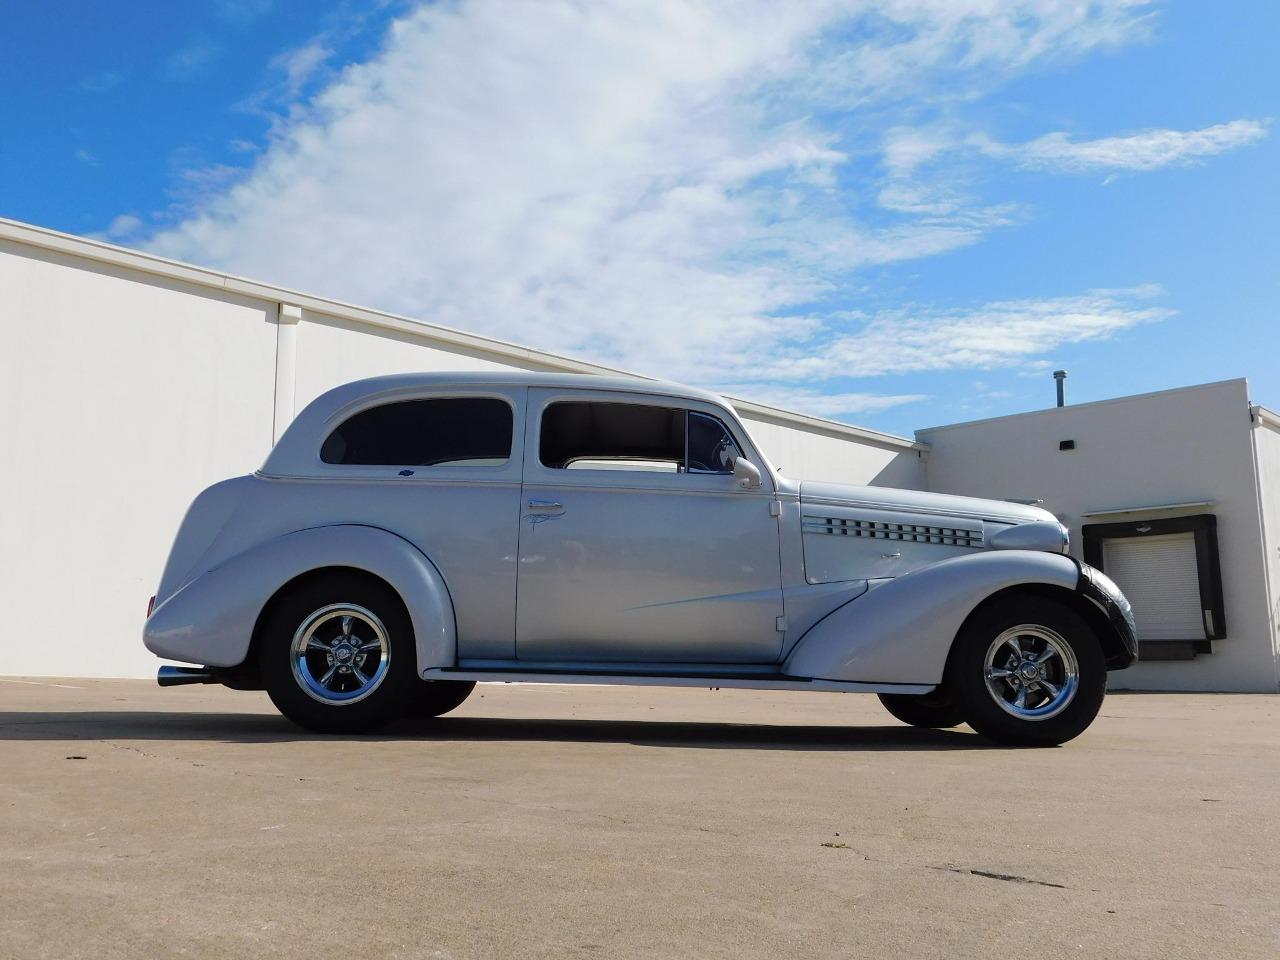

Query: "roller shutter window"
left=1102, top=533, right=1204, bottom=641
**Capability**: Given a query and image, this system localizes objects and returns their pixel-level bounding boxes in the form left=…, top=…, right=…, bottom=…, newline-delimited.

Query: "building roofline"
left=0, top=215, right=921, bottom=453
left=915, top=378, right=1252, bottom=437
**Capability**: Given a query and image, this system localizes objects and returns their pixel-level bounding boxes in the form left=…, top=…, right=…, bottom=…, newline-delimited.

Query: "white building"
left=918, top=380, right=1280, bottom=693
left=2, top=216, right=1276, bottom=690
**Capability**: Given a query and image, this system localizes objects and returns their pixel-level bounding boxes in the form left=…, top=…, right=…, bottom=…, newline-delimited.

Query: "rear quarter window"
left=320, top=397, right=513, bottom=466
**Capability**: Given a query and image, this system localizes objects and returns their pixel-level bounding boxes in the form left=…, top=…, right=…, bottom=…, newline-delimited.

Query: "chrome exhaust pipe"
left=157, top=665, right=218, bottom=687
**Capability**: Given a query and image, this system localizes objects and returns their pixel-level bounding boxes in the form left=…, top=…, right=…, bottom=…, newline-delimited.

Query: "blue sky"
left=2, top=1, right=1276, bottom=437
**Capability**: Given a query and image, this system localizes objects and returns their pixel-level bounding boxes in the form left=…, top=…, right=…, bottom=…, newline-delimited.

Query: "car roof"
left=317, top=371, right=728, bottom=405
left=260, top=372, right=738, bottom=476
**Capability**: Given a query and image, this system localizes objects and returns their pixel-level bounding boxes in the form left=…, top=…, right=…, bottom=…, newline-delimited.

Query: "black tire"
left=259, top=572, right=420, bottom=734
left=404, top=680, right=476, bottom=718
left=878, top=690, right=967, bottom=729
left=947, top=596, right=1106, bottom=747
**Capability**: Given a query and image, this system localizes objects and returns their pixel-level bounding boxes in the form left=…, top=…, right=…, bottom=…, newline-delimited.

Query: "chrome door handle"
left=881, top=551, right=902, bottom=560
left=526, top=499, right=563, bottom=511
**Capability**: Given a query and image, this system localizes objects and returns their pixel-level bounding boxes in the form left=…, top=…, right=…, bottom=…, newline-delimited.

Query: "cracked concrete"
left=0, top=679, right=1276, bottom=959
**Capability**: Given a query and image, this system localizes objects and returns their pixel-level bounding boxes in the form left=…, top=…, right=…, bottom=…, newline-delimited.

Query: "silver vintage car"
left=144, top=373, right=1137, bottom=745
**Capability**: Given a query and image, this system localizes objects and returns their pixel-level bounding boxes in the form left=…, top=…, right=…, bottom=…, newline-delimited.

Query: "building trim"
left=1080, top=500, right=1215, bottom=518
left=0, top=215, right=921, bottom=453
left=1251, top=404, right=1280, bottom=432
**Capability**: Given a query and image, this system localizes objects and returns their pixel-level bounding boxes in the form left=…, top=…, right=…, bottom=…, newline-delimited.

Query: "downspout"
left=273, top=303, right=302, bottom=444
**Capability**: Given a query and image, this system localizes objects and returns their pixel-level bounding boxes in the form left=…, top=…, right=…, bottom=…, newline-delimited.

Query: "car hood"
left=799, top=481, right=1055, bottom=525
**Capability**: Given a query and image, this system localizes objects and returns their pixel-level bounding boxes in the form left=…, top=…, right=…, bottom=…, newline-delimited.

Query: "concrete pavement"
left=0, top=679, right=1276, bottom=959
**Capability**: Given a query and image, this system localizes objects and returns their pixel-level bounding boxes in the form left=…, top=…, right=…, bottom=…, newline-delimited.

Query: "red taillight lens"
left=146, top=595, right=156, bottom=618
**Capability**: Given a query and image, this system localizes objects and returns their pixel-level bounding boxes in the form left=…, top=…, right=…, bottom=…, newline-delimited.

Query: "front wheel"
left=946, top=597, right=1107, bottom=747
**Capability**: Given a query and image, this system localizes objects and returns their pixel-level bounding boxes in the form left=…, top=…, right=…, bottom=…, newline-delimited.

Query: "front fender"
left=143, top=524, right=456, bottom=673
left=783, top=550, right=1080, bottom=684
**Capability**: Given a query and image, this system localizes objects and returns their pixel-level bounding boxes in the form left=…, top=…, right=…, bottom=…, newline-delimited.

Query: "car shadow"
left=0, top=710, right=998, bottom=751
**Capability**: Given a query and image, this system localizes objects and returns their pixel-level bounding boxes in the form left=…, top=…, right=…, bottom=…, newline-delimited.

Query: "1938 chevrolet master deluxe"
left=144, top=373, right=1136, bottom=745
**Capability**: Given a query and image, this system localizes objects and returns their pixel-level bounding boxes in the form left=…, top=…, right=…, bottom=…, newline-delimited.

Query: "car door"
left=515, top=388, right=785, bottom=664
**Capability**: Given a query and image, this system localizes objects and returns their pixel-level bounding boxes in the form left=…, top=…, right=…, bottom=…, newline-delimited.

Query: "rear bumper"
left=1077, top=562, right=1139, bottom=669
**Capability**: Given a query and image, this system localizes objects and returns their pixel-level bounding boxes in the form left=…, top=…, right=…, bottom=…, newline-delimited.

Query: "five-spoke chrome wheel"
left=289, top=603, right=391, bottom=705
left=983, top=624, right=1079, bottom=721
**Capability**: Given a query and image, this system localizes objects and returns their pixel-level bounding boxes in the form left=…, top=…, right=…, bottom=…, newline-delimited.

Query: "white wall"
left=738, top=413, right=925, bottom=488
left=1249, top=411, right=1280, bottom=687
left=0, top=241, right=279, bottom=678
left=919, top=380, right=1280, bottom=693
left=1, top=235, right=916, bottom=679
left=292, top=310, right=547, bottom=411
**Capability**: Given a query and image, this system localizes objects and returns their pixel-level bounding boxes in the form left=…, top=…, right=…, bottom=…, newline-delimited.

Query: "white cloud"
left=105, top=214, right=143, bottom=240
left=977, top=119, right=1269, bottom=172
left=143, top=0, right=1173, bottom=417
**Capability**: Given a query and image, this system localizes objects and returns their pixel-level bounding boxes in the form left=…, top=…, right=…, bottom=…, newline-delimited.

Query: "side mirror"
left=733, top=456, right=762, bottom=490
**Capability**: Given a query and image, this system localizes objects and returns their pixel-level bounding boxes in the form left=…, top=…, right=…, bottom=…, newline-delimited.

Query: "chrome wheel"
left=983, top=624, right=1079, bottom=721
left=289, top=603, right=391, bottom=706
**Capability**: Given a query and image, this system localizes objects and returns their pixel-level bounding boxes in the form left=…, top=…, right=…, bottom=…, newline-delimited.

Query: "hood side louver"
left=803, top=516, right=983, bottom=549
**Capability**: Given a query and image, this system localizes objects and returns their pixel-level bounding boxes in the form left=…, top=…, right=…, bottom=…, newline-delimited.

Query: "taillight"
left=146, top=595, right=156, bottom=618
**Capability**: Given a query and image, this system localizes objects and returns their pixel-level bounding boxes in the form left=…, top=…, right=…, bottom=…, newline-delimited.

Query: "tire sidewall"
left=948, top=597, right=1107, bottom=747
left=260, top=573, right=419, bottom=733
left=878, top=690, right=967, bottom=729
left=405, top=680, right=476, bottom=718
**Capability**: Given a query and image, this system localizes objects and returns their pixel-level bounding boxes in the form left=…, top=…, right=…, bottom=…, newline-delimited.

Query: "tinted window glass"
left=687, top=412, right=741, bottom=474
left=540, top=401, right=685, bottom=470
left=321, top=398, right=513, bottom=466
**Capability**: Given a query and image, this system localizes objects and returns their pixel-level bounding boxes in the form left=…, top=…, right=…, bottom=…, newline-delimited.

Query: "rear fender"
left=783, top=550, right=1080, bottom=684
left=143, top=524, right=456, bottom=672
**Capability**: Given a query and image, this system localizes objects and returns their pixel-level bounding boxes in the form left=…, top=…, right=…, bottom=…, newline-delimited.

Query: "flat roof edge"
left=916, top=378, right=1252, bottom=437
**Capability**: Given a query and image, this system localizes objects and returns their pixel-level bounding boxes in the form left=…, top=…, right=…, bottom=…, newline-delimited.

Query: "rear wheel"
left=405, top=680, right=476, bottom=718
left=878, top=690, right=966, bottom=729
left=947, top=596, right=1106, bottom=747
left=259, top=573, right=419, bottom=733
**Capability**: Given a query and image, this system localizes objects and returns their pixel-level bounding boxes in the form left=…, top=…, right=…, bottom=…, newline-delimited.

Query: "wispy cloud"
left=270, top=38, right=333, bottom=99
left=141, top=0, right=1181, bottom=418
left=215, top=0, right=274, bottom=25
left=87, top=214, right=145, bottom=243
left=977, top=119, right=1269, bottom=172
left=738, top=286, right=1173, bottom=385
left=164, top=37, right=222, bottom=81
left=79, top=70, right=124, bottom=94
left=74, top=147, right=99, bottom=167
left=723, top=386, right=929, bottom=419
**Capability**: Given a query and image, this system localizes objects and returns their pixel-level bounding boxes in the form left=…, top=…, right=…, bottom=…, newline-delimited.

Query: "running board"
left=424, top=668, right=934, bottom=695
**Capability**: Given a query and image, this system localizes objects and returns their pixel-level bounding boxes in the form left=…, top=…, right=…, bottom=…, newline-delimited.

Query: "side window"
left=540, top=402, right=685, bottom=473
left=686, top=411, right=742, bottom=475
left=320, top=397, right=513, bottom=466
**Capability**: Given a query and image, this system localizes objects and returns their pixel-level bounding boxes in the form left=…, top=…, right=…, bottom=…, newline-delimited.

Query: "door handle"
left=526, top=499, right=563, bottom=512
